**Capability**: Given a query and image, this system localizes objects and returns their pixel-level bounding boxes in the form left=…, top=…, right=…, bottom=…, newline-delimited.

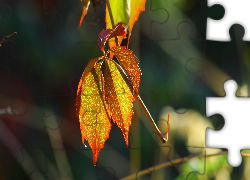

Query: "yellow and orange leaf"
left=109, top=46, right=141, bottom=93
left=76, top=57, right=102, bottom=116
left=104, top=59, right=134, bottom=147
left=77, top=59, right=112, bottom=165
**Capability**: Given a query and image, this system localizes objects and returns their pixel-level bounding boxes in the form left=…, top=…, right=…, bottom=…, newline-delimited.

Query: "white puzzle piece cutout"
left=206, top=79, right=250, bottom=167
left=207, top=0, right=250, bottom=41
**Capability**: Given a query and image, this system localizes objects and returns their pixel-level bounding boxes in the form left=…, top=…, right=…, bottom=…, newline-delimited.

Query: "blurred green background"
left=0, top=0, right=250, bottom=179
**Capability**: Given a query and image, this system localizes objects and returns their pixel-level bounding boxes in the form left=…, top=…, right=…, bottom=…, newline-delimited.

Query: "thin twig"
left=121, top=151, right=250, bottom=180
left=105, top=0, right=118, bottom=46
left=0, top=32, right=17, bottom=47
left=135, top=93, right=167, bottom=143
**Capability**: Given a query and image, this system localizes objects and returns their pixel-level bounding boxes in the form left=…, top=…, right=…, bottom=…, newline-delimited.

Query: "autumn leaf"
left=76, top=21, right=142, bottom=164
left=108, top=46, right=141, bottom=93
left=76, top=55, right=138, bottom=165
left=76, top=57, right=102, bottom=116
left=104, top=59, right=135, bottom=147
left=76, top=58, right=112, bottom=165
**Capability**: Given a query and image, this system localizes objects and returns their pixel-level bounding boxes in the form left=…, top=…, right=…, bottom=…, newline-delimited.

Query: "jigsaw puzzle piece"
left=207, top=0, right=250, bottom=41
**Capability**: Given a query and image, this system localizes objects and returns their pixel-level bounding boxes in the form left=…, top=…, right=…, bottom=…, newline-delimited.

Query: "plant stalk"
left=0, top=32, right=17, bottom=47
left=135, top=93, right=168, bottom=144
left=106, top=0, right=118, bottom=46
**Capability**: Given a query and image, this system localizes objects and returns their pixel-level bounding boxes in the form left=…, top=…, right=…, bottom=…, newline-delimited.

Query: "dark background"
left=0, top=0, right=250, bottom=179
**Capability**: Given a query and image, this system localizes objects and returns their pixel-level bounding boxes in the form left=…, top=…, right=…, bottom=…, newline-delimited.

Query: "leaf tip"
left=79, top=0, right=91, bottom=28
left=93, top=148, right=101, bottom=166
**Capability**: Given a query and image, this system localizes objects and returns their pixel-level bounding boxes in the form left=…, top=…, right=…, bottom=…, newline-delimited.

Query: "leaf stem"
left=105, top=0, right=119, bottom=46
left=0, top=32, right=17, bottom=47
left=135, top=93, right=168, bottom=144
